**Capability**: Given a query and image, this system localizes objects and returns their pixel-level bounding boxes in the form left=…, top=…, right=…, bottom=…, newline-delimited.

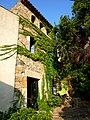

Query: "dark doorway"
left=27, top=77, right=39, bottom=110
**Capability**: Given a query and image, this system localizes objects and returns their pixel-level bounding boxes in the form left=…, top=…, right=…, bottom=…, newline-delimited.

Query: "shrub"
left=9, top=107, right=36, bottom=120
left=0, top=95, right=63, bottom=120
left=47, top=95, right=63, bottom=107
left=9, top=107, right=52, bottom=120
left=0, top=111, right=3, bottom=120
left=38, top=99, right=51, bottom=112
left=0, top=107, right=18, bottom=120
left=32, top=111, right=52, bottom=120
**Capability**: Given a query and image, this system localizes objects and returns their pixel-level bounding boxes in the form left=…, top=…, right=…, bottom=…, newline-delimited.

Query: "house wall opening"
left=27, top=76, right=39, bottom=110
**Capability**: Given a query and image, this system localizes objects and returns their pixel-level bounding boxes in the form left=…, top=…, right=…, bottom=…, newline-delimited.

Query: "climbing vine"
left=19, top=16, right=58, bottom=98
left=0, top=15, right=58, bottom=100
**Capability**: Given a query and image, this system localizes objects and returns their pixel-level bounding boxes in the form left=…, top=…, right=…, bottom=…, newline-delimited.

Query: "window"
left=27, top=36, right=36, bottom=53
left=46, top=29, right=50, bottom=35
left=30, top=37, right=35, bottom=53
left=31, top=15, right=35, bottom=23
left=40, top=22, right=43, bottom=29
left=30, top=36, right=35, bottom=53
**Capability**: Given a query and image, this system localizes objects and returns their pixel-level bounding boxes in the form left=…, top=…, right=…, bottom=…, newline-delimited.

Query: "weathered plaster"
left=0, top=6, right=19, bottom=112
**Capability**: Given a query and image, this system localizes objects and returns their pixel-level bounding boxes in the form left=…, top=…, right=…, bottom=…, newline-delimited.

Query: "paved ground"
left=52, top=98, right=90, bottom=120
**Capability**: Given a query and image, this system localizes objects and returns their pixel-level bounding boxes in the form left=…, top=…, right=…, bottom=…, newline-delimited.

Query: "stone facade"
left=10, top=1, right=49, bottom=35
left=0, top=0, right=52, bottom=110
left=10, top=0, right=52, bottom=107
left=15, top=55, right=44, bottom=100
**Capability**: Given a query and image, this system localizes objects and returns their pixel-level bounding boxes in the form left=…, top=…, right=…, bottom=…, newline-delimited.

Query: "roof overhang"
left=20, top=0, right=53, bottom=28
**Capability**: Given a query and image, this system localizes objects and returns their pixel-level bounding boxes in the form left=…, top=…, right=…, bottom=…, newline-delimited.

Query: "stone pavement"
left=52, top=97, right=90, bottom=120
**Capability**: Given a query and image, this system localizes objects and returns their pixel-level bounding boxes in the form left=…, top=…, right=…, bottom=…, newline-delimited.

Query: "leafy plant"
left=0, top=111, right=3, bottom=120
left=56, top=0, right=90, bottom=100
left=32, top=111, right=52, bottom=120
left=8, top=107, right=52, bottom=120
left=0, top=107, right=18, bottom=120
left=0, top=107, right=53, bottom=120
left=13, top=90, right=26, bottom=108
left=9, top=107, right=36, bottom=120
left=47, top=95, right=63, bottom=108
left=0, top=15, right=57, bottom=100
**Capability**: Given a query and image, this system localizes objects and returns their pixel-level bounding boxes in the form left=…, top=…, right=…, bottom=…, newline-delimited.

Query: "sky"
left=0, top=0, right=73, bottom=26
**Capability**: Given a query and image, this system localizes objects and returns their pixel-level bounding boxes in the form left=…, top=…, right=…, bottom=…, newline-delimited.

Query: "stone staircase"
left=52, top=97, right=90, bottom=120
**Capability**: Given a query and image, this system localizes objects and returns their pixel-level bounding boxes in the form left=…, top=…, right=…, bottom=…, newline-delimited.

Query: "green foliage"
left=0, top=107, right=18, bottom=120
left=71, top=62, right=90, bottom=99
left=47, top=95, right=63, bottom=107
left=0, top=107, right=52, bottom=120
left=37, top=95, right=63, bottom=113
left=19, top=16, right=58, bottom=98
left=38, top=99, right=51, bottom=112
left=32, top=111, right=52, bottom=120
left=18, top=16, right=60, bottom=111
left=17, top=44, right=40, bottom=61
left=13, top=90, right=26, bottom=108
left=0, top=15, right=59, bottom=116
left=9, top=107, right=36, bottom=120
left=56, top=0, right=90, bottom=100
left=72, top=0, right=90, bottom=36
left=0, top=111, right=3, bottom=120
left=0, top=44, right=17, bottom=60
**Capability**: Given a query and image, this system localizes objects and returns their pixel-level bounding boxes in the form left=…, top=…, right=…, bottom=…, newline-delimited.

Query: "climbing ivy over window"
left=0, top=15, right=58, bottom=99
left=20, top=16, right=58, bottom=98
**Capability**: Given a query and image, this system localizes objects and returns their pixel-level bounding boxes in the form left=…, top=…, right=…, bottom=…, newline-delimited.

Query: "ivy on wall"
left=0, top=15, right=58, bottom=99
left=19, top=16, right=58, bottom=98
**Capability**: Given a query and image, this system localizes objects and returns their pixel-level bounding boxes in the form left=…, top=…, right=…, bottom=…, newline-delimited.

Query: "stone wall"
left=15, top=55, right=45, bottom=100
left=10, top=1, right=47, bottom=34
left=10, top=1, right=46, bottom=103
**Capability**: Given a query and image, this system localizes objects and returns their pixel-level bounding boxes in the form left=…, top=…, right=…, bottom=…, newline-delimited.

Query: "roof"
left=20, top=0, right=53, bottom=28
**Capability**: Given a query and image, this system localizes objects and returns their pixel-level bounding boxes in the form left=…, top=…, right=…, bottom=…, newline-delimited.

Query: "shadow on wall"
left=0, top=81, right=15, bottom=112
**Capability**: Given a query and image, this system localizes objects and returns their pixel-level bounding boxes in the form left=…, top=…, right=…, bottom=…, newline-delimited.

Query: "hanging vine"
left=0, top=15, right=58, bottom=99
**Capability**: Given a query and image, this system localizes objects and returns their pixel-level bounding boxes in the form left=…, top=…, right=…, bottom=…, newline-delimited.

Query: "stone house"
left=0, top=0, right=53, bottom=112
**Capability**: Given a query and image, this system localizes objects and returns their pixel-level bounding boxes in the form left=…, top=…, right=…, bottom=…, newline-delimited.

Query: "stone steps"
left=52, top=97, right=90, bottom=120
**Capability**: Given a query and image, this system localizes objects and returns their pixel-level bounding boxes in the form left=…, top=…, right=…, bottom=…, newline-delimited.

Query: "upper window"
left=40, top=22, right=43, bottom=29
left=46, top=29, right=50, bottom=35
left=31, top=15, right=35, bottom=23
left=27, top=36, right=36, bottom=53
left=30, top=37, right=36, bottom=53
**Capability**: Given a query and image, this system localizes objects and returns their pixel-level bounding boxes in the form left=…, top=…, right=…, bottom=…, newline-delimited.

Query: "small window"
left=30, top=37, right=36, bottom=53
left=31, top=15, right=35, bottom=23
left=40, top=22, right=43, bottom=29
left=46, top=29, right=50, bottom=35
left=27, top=36, right=36, bottom=53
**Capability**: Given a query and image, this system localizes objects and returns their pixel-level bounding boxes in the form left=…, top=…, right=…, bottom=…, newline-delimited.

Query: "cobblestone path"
left=52, top=98, right=90, bottom=120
